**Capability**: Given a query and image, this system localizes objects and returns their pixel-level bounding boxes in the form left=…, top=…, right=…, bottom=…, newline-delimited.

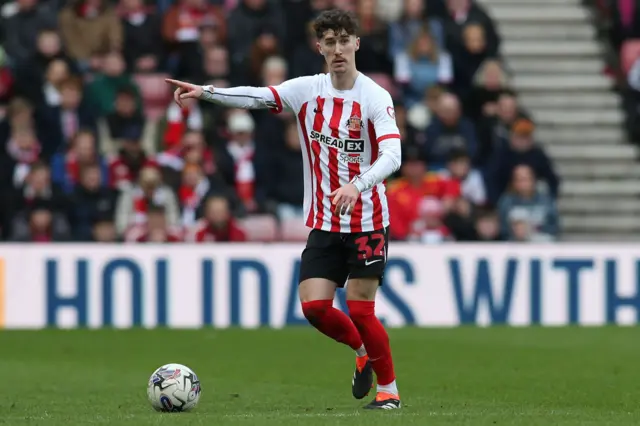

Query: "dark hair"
left=313, top=9, right=359, bottom=39
left=475, top=208, right=498, bottom=220
left=447, top=148, right=470, bottom=163
left=499, top=88, right=517, bottom=99
left=147, top=205, right=166, bottom=215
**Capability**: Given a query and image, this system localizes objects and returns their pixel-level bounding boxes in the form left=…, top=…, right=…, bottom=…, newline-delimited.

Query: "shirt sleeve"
left=351, top=89, right=402, bottom=193
left=266, top=75, right=315, bottom=113
left=200, top=76, right=314, bottom=114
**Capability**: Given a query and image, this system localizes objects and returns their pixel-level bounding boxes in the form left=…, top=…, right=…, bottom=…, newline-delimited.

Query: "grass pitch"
left=0, top=327, right=639, bottom=425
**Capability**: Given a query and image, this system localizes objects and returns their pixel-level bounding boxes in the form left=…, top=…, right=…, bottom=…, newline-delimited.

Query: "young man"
left=167, top=9, right=402, bottom=409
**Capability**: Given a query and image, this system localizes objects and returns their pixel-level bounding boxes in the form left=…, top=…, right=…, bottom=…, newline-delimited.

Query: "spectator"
left=466, top=59, right=508, bottom=121
left=0, top=126, right=42, bottom=189
left=14, top=29, right=75, bottom=105
left=124, top=204, right=183, bottom=242
left=217, top=110, right=267, bottom=214
left=493, top=89, right=528, bottom=143
left=58, top=0, right=123, bottom=69
left=118, top=0, right=163, bottom=73
left=156, top=129, right=218, bottom=192
left=424, top=92, right=478, bottom=166
left=245, top=24, right=282, bottom=86
left=39, top=59, right=72, bottom=108
left=409, top=196, right=451, bottom=243
left=1, top=0, right=57, bottom=65
left=394, top=24, right=452, bottom=107
left=108, top=126, right=156, bottom=189
left=442, top=0, right=500, bottom=57
left=87, top=51, right=142, bottom=116
left=178, top=163, right=210, bottom=226
left=497, top=164, right=559, bottom=242
left=163, top=0, right=226, bottom=78
left=486, top=118, right=560, bottom=204
left=68, top=163, right=117, bottom=240
left=50, top=130, right=108, bottom=193
left=266, top=118, right=304, bottom=221
left=1, top=161, right=67, bottom=238
left=104, top=86, right=145, bottom=141
left=471, top=208, right=502, bottom=241
left=187, top=195, right=246, bottom=242
left=451, top=23, right=492, bottom=99
left=388, top=0, right=444, bottom=60
left=9, top=199, right=71, bottom=242
left=0, top=98, right=37, bottom=161
left=405, top=85, right=444, bottom=149
left=227, top=0, right=285, bottom=84
left=387, top=145, right=459, bottom=240
left=163, top=96, right=203, bottom=148
left=333, top=0, right=356, bottom=13
left=115, top=164, right=180, bottom=234
left=162, top=0, right=226, bottom=47
left=290, top=21, right=325, bottom=79
left=39, top=76, right=97, bottom=158
left=282, top=0, right=331, bottom=54
left=441, top=148, right=485, bottom=206
left=469, top=61, right=510, bottom=165
left=253, top=55, right=290, bottom=134
left=186, top=45, right=230, bottom=144
left=262, top=55, right=288, bottom=87
left=354, top=0, right=392, bottom=74
left=92, top=216, right=118, bottom=242
left=197, top=44, right=230, bottom=86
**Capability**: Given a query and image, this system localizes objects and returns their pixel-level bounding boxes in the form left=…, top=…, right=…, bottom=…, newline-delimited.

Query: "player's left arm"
left=351, top=91, right=402, bottom=193
left=331, top=91, right=402, bottom=214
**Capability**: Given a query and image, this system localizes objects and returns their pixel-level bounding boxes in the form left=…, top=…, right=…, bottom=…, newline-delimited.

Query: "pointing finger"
left=165, top=78, right=193, bottom=89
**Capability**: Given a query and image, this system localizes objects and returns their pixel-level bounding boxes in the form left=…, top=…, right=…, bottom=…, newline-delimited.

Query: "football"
left=147, top=363, right=202, bottom=412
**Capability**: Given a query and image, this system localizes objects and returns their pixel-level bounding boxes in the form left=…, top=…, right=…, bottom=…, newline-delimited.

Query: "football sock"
left=347, top=300, right=397, bottom=388
left=355, top=344, right=367, bottom=357
left=377, top=380, right=399, bottom=396
left=301, top=300, right=364, bottom=352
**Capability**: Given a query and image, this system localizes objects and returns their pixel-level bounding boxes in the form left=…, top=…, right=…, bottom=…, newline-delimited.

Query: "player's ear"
left=355, top=37, right=360, bottom=51
left=316, top=41, right=323, bottom=56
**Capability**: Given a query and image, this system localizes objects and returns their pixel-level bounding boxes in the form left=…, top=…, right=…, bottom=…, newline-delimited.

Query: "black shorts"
left=299, top=227, right=389, bottom=287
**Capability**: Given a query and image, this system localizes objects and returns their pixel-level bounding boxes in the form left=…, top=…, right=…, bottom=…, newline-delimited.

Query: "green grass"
left=0, top=328, right=640, bottom=425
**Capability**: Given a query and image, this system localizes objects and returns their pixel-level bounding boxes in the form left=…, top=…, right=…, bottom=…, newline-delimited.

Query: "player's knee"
left=301, top=300, right=331, bottom=323
left=346, top=278, right=379, bottom=301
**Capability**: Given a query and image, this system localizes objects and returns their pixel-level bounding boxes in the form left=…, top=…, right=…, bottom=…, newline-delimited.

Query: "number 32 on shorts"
left=355, top=233, right=386, bottom=261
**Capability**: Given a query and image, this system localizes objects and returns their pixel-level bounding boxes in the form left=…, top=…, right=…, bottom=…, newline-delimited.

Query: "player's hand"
left=330, top=183, right=360, bottom=215
left=165, top=78, right=204, bottom=108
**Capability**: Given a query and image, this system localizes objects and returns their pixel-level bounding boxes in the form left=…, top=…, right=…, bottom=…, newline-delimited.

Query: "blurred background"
left=0, top=0, right=634, bottom=245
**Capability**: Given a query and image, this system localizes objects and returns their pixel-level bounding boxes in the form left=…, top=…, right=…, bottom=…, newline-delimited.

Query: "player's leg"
left=345, top=228, right=400, bottom=409
left=298, top=231, right=368, bottom=381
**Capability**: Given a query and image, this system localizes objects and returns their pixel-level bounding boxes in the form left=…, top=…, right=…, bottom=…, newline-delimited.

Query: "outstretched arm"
left=166, top=78, right=280, bottom=111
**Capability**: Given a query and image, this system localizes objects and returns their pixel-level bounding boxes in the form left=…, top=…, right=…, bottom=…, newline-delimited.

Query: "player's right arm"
left=165, top=77, right=311, bottom=113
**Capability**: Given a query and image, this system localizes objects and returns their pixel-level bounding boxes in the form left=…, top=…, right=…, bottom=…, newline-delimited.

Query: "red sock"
left=347, top=300, right=396, bottom=386
left=301, top=300, right=363, bottom=351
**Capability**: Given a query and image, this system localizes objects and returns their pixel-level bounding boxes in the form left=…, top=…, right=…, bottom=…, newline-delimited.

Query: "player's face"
left=317, top=29, right=359, bottom=74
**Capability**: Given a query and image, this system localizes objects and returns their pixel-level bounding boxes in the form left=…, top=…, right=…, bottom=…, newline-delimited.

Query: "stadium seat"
left=238, top=215, right=279, bottom=242
left=280, top=217, right=311, bottom=242
left=621, top=39, right=640, bottom=76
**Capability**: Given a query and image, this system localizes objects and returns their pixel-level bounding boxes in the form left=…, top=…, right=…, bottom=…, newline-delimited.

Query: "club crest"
left=346, top=115, right=363, bottom=131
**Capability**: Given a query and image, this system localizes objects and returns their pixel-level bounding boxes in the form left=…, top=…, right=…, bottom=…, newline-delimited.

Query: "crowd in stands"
left=599, top=0, right=640, bottom=144
left=0, top=0, right=561, bottom=244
